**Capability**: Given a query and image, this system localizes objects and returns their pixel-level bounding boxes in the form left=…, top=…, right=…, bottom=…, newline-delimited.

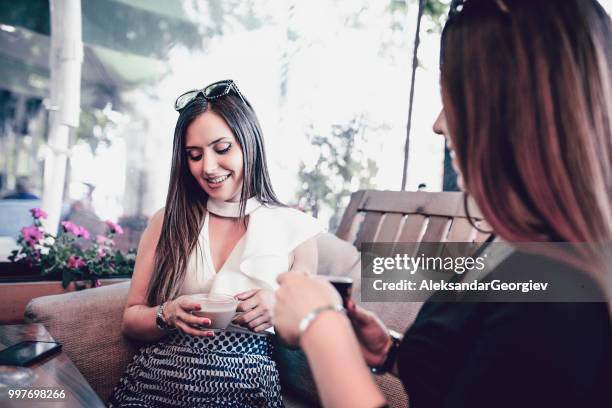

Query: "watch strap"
left=156, top=302, right=175, bottom=332
left=371, top=329, right=402, bottom=375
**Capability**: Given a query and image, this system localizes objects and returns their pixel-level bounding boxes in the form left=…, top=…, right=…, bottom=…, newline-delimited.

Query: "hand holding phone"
left=320, top=276, right=353, bottom=307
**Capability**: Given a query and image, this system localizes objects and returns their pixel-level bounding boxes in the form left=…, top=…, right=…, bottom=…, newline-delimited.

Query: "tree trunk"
left=401, top=0, right=425, bottom=191
left=42, top=0, right=83, bottom=234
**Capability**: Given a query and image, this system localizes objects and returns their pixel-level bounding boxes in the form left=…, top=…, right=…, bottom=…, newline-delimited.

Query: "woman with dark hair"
left=274, top=1, right=611, bottom=407
left=109, top=80, right=321, bottom=407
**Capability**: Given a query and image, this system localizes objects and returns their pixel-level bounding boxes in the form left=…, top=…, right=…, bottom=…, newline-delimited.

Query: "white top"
left=179, top=204, right=323, bottom=297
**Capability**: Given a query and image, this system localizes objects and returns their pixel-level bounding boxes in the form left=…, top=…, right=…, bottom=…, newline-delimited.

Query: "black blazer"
left=397, top=251, right=611, bottom=408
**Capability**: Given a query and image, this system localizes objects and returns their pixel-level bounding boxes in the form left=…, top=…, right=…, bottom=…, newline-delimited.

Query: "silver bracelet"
left=298, top=304, right=346, bottom=338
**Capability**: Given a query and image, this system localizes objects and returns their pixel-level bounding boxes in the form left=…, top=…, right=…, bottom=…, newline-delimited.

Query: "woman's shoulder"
left=488, top=249, right=607, bottom=301
left=479, top=250, right=610, bottom=333
left=417, top=249, right=611, bottom=333
left=151, top=207, right=165, bottom=222
left=141, top=207, right=165, bottom=239
left=149, top=207, right=165, bottom=228
left=134, top=207, right=165, bottom=254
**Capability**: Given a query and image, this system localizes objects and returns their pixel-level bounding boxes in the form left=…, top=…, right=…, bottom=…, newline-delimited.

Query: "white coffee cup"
left=190, top=293, right=239, bottom=329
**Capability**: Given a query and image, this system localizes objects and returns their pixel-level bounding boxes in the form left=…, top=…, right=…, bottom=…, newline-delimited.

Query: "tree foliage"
left=296, top=117, right=378, bottom=231
left=76, top=104, right=120, bottom=154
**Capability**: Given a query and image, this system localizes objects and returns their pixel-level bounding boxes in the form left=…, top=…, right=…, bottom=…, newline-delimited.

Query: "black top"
left=397, top=251, right=611, bottom=408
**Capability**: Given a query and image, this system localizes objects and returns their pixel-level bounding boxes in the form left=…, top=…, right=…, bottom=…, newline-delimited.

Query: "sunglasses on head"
left=174, top=79, right=249, bottom=112
left=449, top=0, right=465, bottom=17
left=448, top=0, right=509, bottom=18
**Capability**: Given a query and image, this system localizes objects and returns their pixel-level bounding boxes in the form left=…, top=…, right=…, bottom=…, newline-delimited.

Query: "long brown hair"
left=440, top=0, right=611, bottom=277
left=146, top=92, right=283, bottom=305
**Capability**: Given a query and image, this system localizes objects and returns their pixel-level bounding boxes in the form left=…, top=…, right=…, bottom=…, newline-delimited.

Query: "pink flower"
left=97, top=247, right=107, bottom=258
left=96, top=235, right=115, bottom=248
left=76, top=226, right=90, bottom=240
left=29, top=208, right=48, bottom=220
left=61, top=221, right=79, bottom=235
left=21, top=225, right=43, bottom=247
left=67, top=255, right=86, bottom=269
left=61, top=221, right=90, bottom=239
left=106, top=220, right=124, bottom=235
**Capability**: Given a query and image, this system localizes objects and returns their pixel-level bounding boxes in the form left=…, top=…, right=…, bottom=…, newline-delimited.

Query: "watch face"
left=156, top=305, right=169, bottom=330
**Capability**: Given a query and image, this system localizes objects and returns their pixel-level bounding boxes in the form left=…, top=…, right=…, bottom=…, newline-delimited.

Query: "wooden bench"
left=336, top=190, right=491, bottom=247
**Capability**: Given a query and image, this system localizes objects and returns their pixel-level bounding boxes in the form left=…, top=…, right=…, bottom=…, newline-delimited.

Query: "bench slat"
left=397, top=214, right=427, bottom=243
left=419, top=216, right=452, bottom=258
left=376, top=213, right=404, bottom=242
left=447, top=218, right=477, bottom=242
left=354, top=212, right=383, bottom=250
left=358, top=190, right=481, bottom=218
left=336, top=190, right=366, bottom=240
left=421, top=216, right=452, bottom=242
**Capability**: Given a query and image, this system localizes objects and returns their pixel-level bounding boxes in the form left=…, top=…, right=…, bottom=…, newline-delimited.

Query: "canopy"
left=0, top=0, right=201, bottom=108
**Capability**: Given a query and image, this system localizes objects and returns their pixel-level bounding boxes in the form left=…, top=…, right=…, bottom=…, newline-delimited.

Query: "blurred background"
left=1, top=0, right=610, bottom=250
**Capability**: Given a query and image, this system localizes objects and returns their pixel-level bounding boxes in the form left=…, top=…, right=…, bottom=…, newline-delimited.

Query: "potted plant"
left=6, top=208, right=135, bottom=289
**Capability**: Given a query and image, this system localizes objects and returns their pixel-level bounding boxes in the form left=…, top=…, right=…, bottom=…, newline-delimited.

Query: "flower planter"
left=0, top=262, right=130, bottom=324
left=0, top=261, right=130, bottom=283
left=3, top=209, right=135, bottom=323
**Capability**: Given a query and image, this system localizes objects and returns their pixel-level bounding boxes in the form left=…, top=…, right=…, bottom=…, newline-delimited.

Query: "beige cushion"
left=316, top=232, right=360, bottom=278
left=24, top=281, right=137, bottom=402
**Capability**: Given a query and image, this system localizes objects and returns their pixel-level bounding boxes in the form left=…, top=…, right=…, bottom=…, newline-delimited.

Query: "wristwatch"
left=370, top=330, right=402, bottom=375
left=155, top=302, right=175, bottom=332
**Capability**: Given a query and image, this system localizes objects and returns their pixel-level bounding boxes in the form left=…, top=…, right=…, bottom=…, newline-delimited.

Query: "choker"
left=206, top=197, right=262, bottom=218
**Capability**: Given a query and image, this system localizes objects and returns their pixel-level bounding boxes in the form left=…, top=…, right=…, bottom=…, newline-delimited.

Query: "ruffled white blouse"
left=179, top=202, right=322, bottom=297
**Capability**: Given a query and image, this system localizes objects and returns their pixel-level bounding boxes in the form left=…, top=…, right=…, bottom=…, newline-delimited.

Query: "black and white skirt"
left=108, top=330, right=282, bottom=408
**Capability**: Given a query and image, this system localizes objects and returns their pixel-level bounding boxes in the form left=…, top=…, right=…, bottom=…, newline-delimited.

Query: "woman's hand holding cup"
left=233, top=288, right=275, bottom=333
left=274, top=271, right=343, bottom=346
left=346, top=300, right=392, bottom=367
left=164, top=295, right=214, bottom=337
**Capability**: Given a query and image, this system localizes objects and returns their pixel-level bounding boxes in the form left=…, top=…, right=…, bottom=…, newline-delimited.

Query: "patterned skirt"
left=108, top=330, right=282, bottom=408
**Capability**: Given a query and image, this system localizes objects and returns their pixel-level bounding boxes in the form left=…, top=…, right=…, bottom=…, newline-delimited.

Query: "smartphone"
left=321, top=276, right=353, bottom=307
left=0, top=341, right=62, bottom=366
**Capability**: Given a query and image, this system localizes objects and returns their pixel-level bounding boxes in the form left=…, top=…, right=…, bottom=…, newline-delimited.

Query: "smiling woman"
left=108, top=80, right=323, bottom=407
left=184, top=110, right=245, bottom=202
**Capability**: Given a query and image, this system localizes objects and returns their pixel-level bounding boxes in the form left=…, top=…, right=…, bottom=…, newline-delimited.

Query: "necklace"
left=206, top=196, right=261, bottom=218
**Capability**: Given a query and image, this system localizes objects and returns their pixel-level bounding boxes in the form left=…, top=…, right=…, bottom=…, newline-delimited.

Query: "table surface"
left=0, top=323, right=105, bottom=408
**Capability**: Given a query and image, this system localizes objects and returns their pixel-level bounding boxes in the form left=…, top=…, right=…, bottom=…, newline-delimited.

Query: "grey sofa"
left=25, top=233, right=422, bottom=407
